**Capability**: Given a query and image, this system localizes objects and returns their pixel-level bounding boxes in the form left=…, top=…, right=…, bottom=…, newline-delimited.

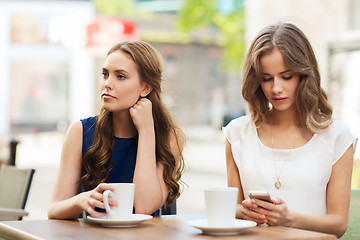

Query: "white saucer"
left=86, top=214, right=152, bottom=228
left=187, top=219, right=257, bottom=236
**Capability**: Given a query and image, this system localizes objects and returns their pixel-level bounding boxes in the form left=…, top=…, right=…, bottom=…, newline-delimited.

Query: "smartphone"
left=248, top=191, right=272, bottom=203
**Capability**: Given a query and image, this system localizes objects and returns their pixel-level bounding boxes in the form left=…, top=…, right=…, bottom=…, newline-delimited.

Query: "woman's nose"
left=272, top=77, right=283, bottom=94
left=104, top=77, right=113, bottom=89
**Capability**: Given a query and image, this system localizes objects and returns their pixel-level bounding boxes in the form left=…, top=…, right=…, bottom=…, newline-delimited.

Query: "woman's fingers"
left=94, top=184, right=119, bottom=207
left=78, top=196, right=105, bottom=218
left=87, top=207, right=106, bottom=218
left=90, top=191, right=103, bottom=202
left=105, top=197, right=119, bottom=207
left=96, top=183, right=115, bottom=192
left=242, top=206, right=267, bottom=224
left=86, top=197, right=103, bottom=209
left=264, top=215, right=278, bottom=225
left=251, top=197, right=289, bottom=226
left=129, top=98, right=154, bottom=133
left=80, top=183, right=120, bottom=217
left=131, top=98, right=151, bottom=111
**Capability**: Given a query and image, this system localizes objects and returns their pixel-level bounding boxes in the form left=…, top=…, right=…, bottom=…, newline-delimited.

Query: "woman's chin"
left=102, top=105, right=132, bottom=114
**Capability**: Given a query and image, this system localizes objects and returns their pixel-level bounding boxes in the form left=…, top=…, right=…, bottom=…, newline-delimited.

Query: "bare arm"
left=48, top=121, right=116, bottom=219
left=47, top=121, right=84, bottom=219
left=250, top=145, right=354, bottom=238
left=225, top=139, right=245, bottom=219
left=130, top=98, right=184, bottom=214
left=288, top=145, right=354, bottom=237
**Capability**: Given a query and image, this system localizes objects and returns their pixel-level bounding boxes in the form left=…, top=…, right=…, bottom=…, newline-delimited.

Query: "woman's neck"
left=269, top=108, right=300, bottom=128
left=112, top=110, right=137, bottom=138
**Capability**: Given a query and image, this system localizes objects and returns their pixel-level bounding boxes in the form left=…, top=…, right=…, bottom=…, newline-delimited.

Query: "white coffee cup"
left=103, top=183, right=135, bottom=220
left=204, top=187, right=238, bottom=227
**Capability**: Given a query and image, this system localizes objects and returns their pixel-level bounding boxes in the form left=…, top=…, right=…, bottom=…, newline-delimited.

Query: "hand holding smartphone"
left=248, top=191, right=272, bottom=203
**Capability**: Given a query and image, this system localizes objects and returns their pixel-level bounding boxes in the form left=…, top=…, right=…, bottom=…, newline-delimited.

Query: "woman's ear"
left=140, top=83, right=153, bottom=97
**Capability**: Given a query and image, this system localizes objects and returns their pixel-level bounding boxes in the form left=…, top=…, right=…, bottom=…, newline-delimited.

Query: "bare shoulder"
left=67, top=121, right=82, bottom=134
left=62, top=121, right=83, bottom=157
left=64, top=121, right=82, bottom=141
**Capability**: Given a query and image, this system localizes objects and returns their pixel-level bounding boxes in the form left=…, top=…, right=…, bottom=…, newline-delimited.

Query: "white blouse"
left=223, top=115, right=357, bottom=216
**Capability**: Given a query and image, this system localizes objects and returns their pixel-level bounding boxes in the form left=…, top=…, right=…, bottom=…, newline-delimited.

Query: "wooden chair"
left=0, top=165, right=35, bottom=221
left=341, top=188, right=360, bottom=239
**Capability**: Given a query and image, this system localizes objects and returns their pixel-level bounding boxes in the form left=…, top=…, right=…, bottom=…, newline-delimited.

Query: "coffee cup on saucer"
left=204, top=187, right=238, bottom=228
left=103, top=183, right=135, bottom=220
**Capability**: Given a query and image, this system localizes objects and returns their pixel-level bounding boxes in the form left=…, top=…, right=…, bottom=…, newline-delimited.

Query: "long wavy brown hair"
left=242, top=22, right=333, bottom=133
left=80, top=41, right=185, bottom=204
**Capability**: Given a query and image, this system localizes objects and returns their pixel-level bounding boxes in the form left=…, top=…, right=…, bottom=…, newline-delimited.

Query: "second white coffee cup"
left=205, top=187, right=238, bottom=227
left=103, top=183, right=135, bottom=220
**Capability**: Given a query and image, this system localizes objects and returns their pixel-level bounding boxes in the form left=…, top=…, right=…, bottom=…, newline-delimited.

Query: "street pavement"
left=14, top=125, right=228, bottom=220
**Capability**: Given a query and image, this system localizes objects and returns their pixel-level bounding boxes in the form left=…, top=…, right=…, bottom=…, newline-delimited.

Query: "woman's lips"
left=102, top=93, right=116, bottom=99
left=272, top=97, right=287, bottom=103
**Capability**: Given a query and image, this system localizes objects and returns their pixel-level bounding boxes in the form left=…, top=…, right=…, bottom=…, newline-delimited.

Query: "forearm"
left=289, top=146, right=353, bottom=238
left=49, top=121, right=85, bottom=220
left=48, top=196, right=83, bottom=220
left=133, top=130, right=164, bottom=214
left=289, top=211, right=347, bottom=238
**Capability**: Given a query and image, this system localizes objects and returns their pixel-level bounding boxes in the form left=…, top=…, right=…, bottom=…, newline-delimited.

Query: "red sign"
left=86, top=18, right=138, bottom=48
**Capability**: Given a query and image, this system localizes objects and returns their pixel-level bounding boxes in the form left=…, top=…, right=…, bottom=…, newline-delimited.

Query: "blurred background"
left=0, top=0, right=359, bottom=220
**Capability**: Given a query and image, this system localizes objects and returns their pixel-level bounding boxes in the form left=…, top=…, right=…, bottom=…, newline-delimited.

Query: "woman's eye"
left=117, top=75, right=125, bottom=80
left=262, top=77, right=272, bottom=82
left=283, top=75, right=293, bottom=80
left=102, top=72, right=108, bottom=78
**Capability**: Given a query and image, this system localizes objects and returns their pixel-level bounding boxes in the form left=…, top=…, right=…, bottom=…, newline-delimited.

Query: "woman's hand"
left=129, top=98, right=154, bottom=134
left=75, top=183, right=118, bottom=217
left=262, top=197, right=294, bottom=227
left=241, top=198, right=269, bottom=224
left=242, top=197, right=294, bottom=227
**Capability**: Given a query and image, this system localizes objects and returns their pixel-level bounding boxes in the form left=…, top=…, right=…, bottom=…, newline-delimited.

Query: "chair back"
left=0, top=165, right=35, bottom=220
left=160, top=200, right=176, bottom=215
left=341, top=188, right=360, bottom=239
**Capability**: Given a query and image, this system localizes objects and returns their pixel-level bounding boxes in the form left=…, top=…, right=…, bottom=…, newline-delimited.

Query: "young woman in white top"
left=223, top=22, right=357, bottom=238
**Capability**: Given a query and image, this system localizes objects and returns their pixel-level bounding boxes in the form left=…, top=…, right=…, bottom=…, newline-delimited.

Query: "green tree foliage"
left=178, top=0, right=245, bottom=72
left=92, top=0, right=134, bottom=17
left=352, top=160, right=360, bottom=188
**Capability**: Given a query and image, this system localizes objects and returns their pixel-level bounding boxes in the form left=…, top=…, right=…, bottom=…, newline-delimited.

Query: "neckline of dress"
left=251, top=120, right=316, bottom=152
left=114, top=135, right=138, bottom=140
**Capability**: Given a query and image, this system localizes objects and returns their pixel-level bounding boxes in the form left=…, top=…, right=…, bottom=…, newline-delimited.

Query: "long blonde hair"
left=80, top=41, right=185, bottom=204
left=242, top=22, right=332, bottom=132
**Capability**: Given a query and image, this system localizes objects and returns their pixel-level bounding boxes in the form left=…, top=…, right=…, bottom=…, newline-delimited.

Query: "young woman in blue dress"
left=223, top=22, right=357, bottom=238
left=48, top=41, right=185, bottom=220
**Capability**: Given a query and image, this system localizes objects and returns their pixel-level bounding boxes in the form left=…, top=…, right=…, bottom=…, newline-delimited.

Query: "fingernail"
left=263, top=219, right=268, bottom=223
left=260, top=215, right=265, bottom=219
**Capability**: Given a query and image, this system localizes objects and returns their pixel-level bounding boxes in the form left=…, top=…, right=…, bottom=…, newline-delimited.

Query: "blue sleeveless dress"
left=80, top=116, right=160, bottom=216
